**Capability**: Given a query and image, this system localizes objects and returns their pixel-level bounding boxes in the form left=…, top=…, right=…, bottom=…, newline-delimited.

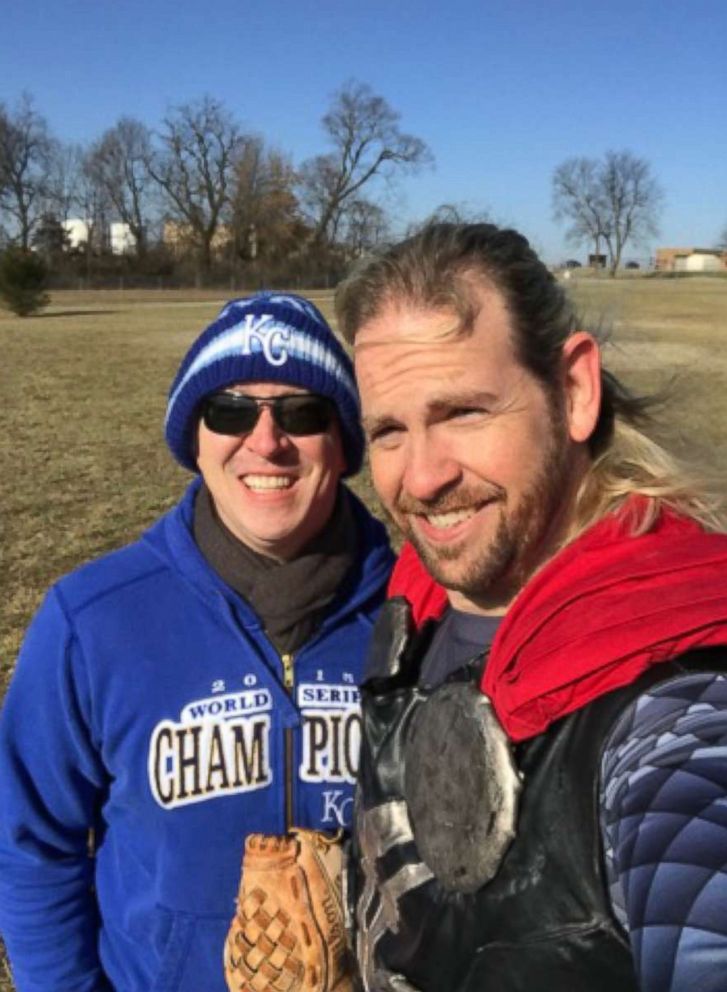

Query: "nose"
left=401, top=432, right=462, bottom=503
left=244, top=406, right=288, bottom=458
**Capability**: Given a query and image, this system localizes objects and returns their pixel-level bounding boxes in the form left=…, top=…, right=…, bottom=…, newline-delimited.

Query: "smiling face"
left=196, top=382, right=346, bottom=560
left=354, top=282, right=596, bottom=614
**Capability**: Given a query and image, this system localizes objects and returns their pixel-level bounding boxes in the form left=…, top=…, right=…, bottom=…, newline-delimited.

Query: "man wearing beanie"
left=0, top=293, right=394, bottom=992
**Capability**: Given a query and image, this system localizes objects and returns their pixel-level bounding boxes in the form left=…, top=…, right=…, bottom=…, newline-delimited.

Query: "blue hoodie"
left=0, top=480, right=393, bottom=992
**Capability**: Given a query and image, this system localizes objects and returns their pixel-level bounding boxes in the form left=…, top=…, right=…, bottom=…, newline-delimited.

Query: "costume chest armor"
left=353, top=599, right=692, bottom=992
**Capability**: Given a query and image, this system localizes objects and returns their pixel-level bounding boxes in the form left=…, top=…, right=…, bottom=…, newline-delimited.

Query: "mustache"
left=395, top=483, right=506, bottom=516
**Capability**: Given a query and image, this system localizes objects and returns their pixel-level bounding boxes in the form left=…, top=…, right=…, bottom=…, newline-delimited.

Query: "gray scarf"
left=193, top=483, right=359, bottom=654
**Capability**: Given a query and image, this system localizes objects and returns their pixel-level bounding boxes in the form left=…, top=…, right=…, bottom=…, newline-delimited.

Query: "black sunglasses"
left=202, top=391, right=335, bottom=437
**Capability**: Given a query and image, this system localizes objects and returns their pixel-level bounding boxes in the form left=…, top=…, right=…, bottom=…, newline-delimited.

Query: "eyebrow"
left=362, top=389, right=499, bottom=433
left=362, top=413, right=395, bottom=435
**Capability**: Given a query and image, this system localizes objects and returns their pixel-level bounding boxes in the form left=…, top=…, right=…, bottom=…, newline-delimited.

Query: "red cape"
left=388, top=503, right=727, bottom=742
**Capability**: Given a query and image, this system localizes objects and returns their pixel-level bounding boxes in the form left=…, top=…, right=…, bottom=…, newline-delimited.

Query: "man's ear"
left=561, top=332, right=601, bottom=444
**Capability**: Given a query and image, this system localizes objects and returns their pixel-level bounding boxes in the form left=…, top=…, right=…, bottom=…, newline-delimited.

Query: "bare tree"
left=0, top=110, right=14, bottom=246
left=552, top=157, right=609, bottom=261
left=599, top=151, right=662, bottom=276
left=76, top=157, right=111, bottom=257
left=717, top=223, right=727, bottom=251
left=34, top=141, right=109, bottom=263
left=35, top=141, right=112, bottom=270
left=44, top=142, right=85, bottom=223
left=553, top=150, right=663, bottom=276
left=147, top=97, right=243, bottom=280
left=0, top=94, right=54, bottom=248
left=340, top=198, right=390, bottom=256
left=230, top=137, right=302, bottom=267
left=299, top=81, right=432, bottom=250
left=86, top=118, right=154, bottom=257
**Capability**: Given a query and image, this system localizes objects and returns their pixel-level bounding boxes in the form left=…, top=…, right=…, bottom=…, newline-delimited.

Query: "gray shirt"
left=419, top=608, right=502, bottom=687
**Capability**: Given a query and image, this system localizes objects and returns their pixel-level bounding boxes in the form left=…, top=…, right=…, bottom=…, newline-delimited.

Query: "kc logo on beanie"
left=235, top=314, right=291, bottom=366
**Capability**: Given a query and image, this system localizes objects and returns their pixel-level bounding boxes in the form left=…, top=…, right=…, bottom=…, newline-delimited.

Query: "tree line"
left=3, top=81, right=699, bottom=294
left=0, top=83, right=432, bottom=288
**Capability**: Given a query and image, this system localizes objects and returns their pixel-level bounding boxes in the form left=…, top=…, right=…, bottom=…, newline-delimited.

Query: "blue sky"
left=3, top=0, right=725, bottom=263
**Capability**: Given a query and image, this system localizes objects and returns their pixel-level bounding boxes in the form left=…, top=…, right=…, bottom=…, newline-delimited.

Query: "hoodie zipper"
left=281, top=652, right=295, bottom=832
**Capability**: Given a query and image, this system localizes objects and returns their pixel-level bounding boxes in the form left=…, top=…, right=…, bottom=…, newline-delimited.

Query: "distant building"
left=110, top=223, right=137, bottom=255
left=588, top=253, right=607, bottom=269
left=163, top=221, right=232, bottom=256
left=162, top=221, right=190, bottom=254
left=62, top=218, right=89, bottom=249
left=655, top=247, right=727, bottom=273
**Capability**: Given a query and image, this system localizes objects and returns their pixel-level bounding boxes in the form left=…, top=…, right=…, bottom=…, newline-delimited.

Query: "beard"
left=393, top=412, right=572, bottom=605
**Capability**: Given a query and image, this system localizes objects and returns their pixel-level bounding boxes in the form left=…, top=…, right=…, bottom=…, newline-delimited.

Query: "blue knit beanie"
left=165, top=293, right=364, bottom=476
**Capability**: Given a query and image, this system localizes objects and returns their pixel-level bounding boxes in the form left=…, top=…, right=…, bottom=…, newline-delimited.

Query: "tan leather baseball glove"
left=224, top=830, right=354, bottom=992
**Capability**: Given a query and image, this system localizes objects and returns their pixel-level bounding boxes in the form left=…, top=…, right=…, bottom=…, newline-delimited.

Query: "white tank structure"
left=62, top=218, right=89, bottom=249
left=110, top=223, right=137, bottom=255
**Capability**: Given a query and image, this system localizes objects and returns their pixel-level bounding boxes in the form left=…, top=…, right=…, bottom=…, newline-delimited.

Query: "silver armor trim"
left=356, top=799, right=431, bottom=991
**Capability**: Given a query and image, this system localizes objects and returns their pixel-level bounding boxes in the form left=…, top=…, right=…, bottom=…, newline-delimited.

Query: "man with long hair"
left=336, top=223, right=727, bottom=991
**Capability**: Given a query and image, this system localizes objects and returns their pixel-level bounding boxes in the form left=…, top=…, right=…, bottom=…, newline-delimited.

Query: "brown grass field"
left=1, top=275, right=727, bottom=989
